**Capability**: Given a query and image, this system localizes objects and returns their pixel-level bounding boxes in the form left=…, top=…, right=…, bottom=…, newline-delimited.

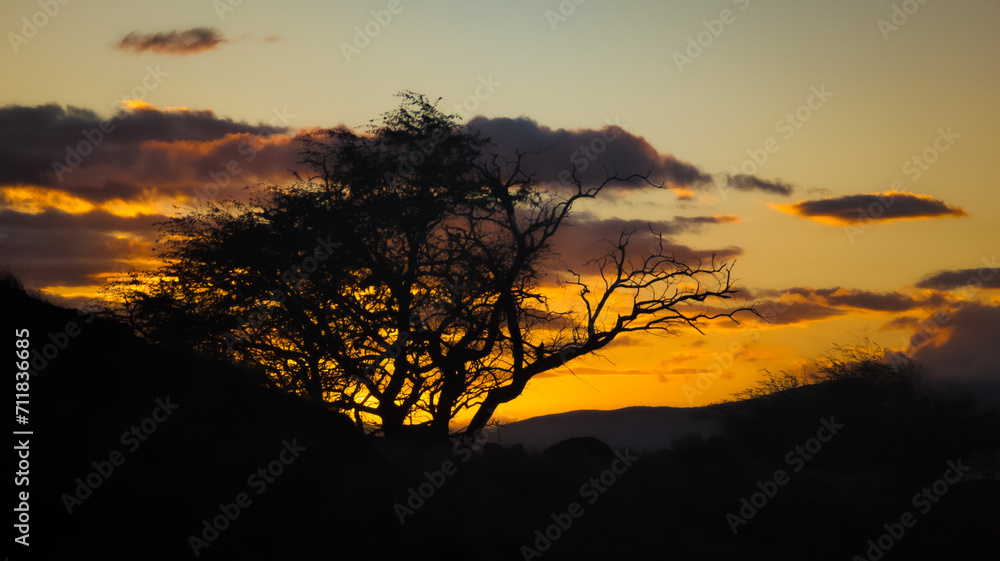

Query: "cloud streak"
left=771, top=191, right=967, bottom=224
left=547, top=214, right=741, bottom=265
left=745, top=286, right=950, bottom=327
left=117, top=28, right=226, bottom=55
left=725, top=174, right=794, bottom=196
left=779, top=287, right=948, bottom=313
left=915, top=265, right=1000, bottom=290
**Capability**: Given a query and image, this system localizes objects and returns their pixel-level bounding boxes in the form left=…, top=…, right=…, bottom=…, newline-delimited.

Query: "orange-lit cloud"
left=0, top=185, right=173, bottom=217
left=121, top=99, right=157, bottom=111
left=673, top=187, right=694, bottom=201
left=117, top=28, right=226, bottom=55
left=770, top=191, right=967, bottom=225
left=1, top=185, right=95, bottom=214
left=117, top=100, right=200, bottom=115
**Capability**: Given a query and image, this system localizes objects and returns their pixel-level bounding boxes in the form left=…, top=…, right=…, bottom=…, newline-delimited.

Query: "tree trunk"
left=430, top=367, right=462, bottom=437
left=380, top=415, right=405, bottom=438
left=307, top=358, right=324, bottom=404
left=378, top=402, right=407, bottom=438
left=463, top=380, right=526, bottom=436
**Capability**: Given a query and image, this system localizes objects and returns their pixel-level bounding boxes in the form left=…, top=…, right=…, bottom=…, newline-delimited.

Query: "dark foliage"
left=101, top=92, right=757, bottom=439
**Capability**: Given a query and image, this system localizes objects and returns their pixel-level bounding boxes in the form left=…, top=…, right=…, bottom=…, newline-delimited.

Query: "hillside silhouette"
left=4, top=273, right=999, bottom=560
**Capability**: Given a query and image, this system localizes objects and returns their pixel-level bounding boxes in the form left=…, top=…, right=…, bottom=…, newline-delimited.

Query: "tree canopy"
left=107, top=91, right=758, bottom=438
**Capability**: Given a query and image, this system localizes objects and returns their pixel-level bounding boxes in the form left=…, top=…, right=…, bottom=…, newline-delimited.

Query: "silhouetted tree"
left=110, top=92, right=758, bottom=438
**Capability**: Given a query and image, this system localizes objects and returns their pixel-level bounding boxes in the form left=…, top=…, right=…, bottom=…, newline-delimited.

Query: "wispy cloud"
left=755, top=300, right=844, bottom=325
left=745, top=286, right=949, bottom=327
left=725, top=174, right=794, bottom=196
left=544, top=214, right=742, bottom=279
left=117, top=27, right=226, bottom=55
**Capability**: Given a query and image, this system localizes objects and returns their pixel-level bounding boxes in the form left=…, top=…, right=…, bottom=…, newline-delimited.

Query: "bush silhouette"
left=713, top=343, right=1000, bottom=482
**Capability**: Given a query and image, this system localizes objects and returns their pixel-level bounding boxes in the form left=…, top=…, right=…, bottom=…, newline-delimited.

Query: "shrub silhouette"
left=713, top=342, right=1000, bottom=482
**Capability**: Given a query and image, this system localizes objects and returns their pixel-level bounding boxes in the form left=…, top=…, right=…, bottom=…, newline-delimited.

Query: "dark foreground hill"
left=4, top=275, right=999, bottom=560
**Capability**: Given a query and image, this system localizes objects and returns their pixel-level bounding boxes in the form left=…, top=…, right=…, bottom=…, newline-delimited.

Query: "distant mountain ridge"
left=491, top=404, right=723, bottom=452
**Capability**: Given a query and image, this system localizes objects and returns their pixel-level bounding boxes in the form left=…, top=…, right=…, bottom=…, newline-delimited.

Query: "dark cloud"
left=0, top=103, right=293, bottom=192
left=915, top=263, right=1000, bottom=290
left=467, top=117, right=710, bottom=190
left=763, top=287, right=946, bottom=313
left=547, top=215, right=741, bottom=270
left=117, top=28, right=225, bottom=55
left=671, top=215, right=741, bottom=231
left=821, top=288, right=943, bottom=312
left=534, top=215, right=742, bottom=288
left=909, top=303, right=1000, bottom=387
left=1, top=104, right=732, bottom=296
left=122, top=132, right=301, bottom=196
left=827, top=290, right=945, bottom=312
left=3, top=105, right=716, bottom=213
left=755, top=300, right=844, bottom=325
left=775, top=191, right=966, bottom=224
left=725, top=174, right=794, bottom=196
left=743, top=286, right=950, bottom=327
left=0, top=209, right=164, bottom=288
left=561, top=214, right=739, bottom=240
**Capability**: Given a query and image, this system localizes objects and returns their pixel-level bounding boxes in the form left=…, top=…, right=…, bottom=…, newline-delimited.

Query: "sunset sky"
left=2, top=0, right=998, bottom=421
